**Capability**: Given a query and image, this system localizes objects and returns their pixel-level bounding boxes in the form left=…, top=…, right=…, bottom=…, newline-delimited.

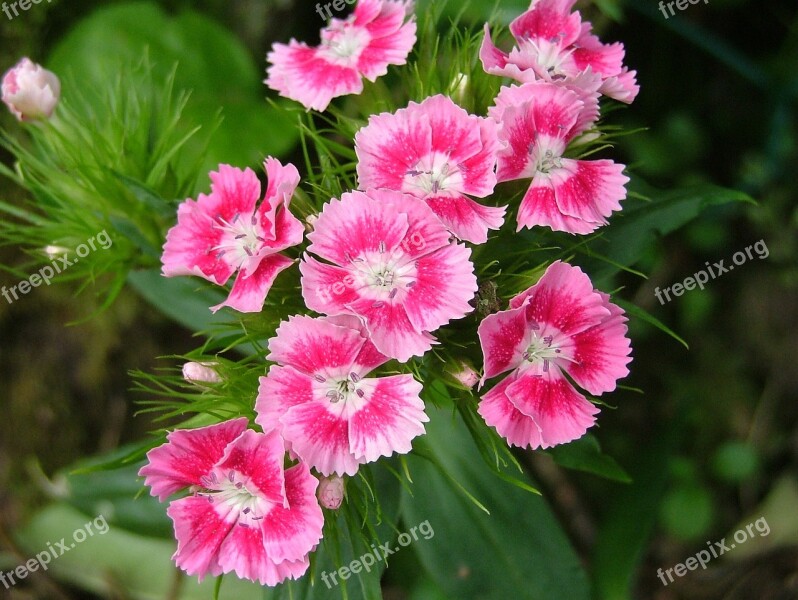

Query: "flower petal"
left=211, top=254, right=295, bottom=313
left=478, top=376, right=543, bottom=449
left=167, top=495, right=233, bottom=581
left=139, top=418, right=249, bottom=501
left=348, top=375, right=427, bottom=462
left=424, top=194, right=506, bottom=244
left=478, top=304, right=528, bottom=383
left=548, top=159, right=628, bottom=227
left=213, top=429, right=287, bottom=506
left=256, top=366, right=314, bottom=434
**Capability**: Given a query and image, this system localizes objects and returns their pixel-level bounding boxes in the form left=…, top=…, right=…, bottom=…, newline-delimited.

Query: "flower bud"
left=182, top=361, right=222, bottom=384
left=317, top=475, right=344, bottom=510
left=2, top=58, right=60, bottom=121
left=450, top=361, right=479, bottom=389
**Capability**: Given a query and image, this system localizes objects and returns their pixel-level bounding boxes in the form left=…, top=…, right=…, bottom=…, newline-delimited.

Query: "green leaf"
left=47, top=2, right=298, bottom=171
left=614, top=298, right=690, bottom=350
left=127, top=268, right=228, bottom=332
left=547, top=434, right=632, bottom=483
left=401, top=405, right=590, bottom=600
left=581, top=182, right=755, bottom=284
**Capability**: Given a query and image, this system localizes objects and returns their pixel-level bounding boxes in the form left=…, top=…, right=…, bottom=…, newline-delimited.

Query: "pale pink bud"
left=317, top=475, right=344, bottom=510
left=182, top=361, right=222, bottom=384
left=2, top=58, right=60, bottom=121
left=452, top=362, right=479, bottom=389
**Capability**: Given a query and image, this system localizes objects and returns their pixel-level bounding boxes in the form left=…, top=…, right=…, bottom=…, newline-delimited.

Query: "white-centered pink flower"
left=299, top=189, right=478, bottom=361
left=265, top=0, right=417, bottom=112
left=161, top=158, right=304, bottom=313
left=480, top=0, right=639, bottom=103
left=139, top=418, right=324, bottom=586
left=1, top=57, right=60, bottom=121
left=478, top=261, right=632, bottom=449
left=256, top=315, right=428, bottom=476
left=355, top=94, right=505, bottom=244
left=489, top=81, right=628, bottom=234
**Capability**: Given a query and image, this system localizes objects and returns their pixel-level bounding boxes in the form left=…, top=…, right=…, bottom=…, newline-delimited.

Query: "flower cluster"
left=136, top=0, right=636, bottom=587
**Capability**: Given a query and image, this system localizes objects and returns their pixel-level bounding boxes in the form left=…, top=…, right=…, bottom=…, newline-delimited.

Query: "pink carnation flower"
left=489, top=81, right=628, bottom=234
left=299, top=189, right=478, bottom=361
left=480, top=0, right=639, bottom=103
left=255, top=315, right=428, bottom=476
left=161, top=158, right=304, bottom=313
left=139, top=419, right=324, bottom=585
left=478, top=261, right=631, bottom=449
left=265, top=0, right=417, bottom=112
left=355, top=94, right=505, bottom=244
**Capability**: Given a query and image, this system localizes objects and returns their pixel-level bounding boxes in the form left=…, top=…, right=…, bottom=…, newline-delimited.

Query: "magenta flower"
left=300, top=189, right=478, bottom=361
left=1, top=57, right=60, bottom=121
left=265, top=0, right=417, bottom=112
left=255, top=315, right=428, bottom=476
left=488, top=81, right=628, bottom=234
left=355, top=94, right=505, bottom=244
left=161, top=158, right=304, bottom=313
left=478, top=261, right=631, bottom=449
left=139, top=419, right=324, bottom=586
left=480, top=0, right=639, bottom=103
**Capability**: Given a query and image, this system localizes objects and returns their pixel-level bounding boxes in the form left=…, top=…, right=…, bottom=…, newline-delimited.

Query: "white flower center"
left=211, top=212, right=266, bottom=268
left=195, top=469, right=273, bottom=529
left=320, top=23, right=370, bottom=65
left=403, top=152, right=464, bottom=196
left=344, top=241, right=418, bottom=304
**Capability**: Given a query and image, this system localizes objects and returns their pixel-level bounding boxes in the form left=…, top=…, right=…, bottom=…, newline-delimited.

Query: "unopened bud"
left=182, top=361, right=221, bottom=384
left=317, top=475, right=344, bottom=510
left=2, top=57, right=60, bottom=121
left=451, top=362, right=479, bottom=389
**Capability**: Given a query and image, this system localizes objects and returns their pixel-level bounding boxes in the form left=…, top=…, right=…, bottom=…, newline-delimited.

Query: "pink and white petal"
left=300, top=255, right=362, bottom=315
left=308, top=192, right=410, bottom=264
left=509, top=0, right=581, bottom=45
left=564, top=292, right=632, bottom=395
left=505, top=369, right=599, bottom=448
left=558, top=70, right=602, bottom=140
left=403, top=243, right=477, bottom=332
left=347, top=297, right=436, bottom=362
left=599, top=68, right=639, bottom=104
left=256, top=205, right=304, bottom=256
left=266, top=315, right=366, bottom=375
left=214, top=519, right=272, bottom=585
left=421, top=95, right=485, bottom=166
left=322, top=315, right=390, bottom=372
left=550, top=158, right=628, bottom=225
left=478, top=376, right=543, bottom=449
left=480, top=24, right=510, bottom=73
left=348, top=375, right=428, bottom=462
left=358, top=21, right=417, bottom=81
left=167, top=495, right=235, bottom=580
left=263, top=158, right=300, bottom=214
left=457, top=117, right=501, bottom=198
left=517, top=177, right=599, bottom=234
left=355, top=110, right=432, bottom=193
left=211, top=254, right=294, bottom=313
left=281, top=401, right=362, bottom=476
left=265, top=41, right=363, bottom=112
left=139, top=418, right=249, bottom=501
left=261, top=462, right=324, bottom=564
left=490, top=82, right=580, bottom=138
left=510, top=261, right=609, bottom=336
left=161, top=197, right=234, bottom=285
left=381, top=191, right=452, bottom=258
left=213, top=429, right=286, bottom=506
left=572, top=33, right=625, bottom=78
left=256, top=367, right=314, bottom=434
left=424, top=194, right=506, bottom=244
left=208, top=165, right=261, bottom=220
left=477, top=305, right=528, bottom=383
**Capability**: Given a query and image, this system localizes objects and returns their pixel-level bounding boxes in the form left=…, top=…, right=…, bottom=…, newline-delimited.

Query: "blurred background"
left=0, top=0, right=796, bottom=598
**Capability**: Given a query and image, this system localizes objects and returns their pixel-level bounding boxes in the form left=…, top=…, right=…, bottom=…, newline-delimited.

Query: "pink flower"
left=161, top=158, right=304, bottom=313
left=255, top=314, right=429, bottom=476
left=488, top=81, right=628, bottom=234
left=265, top=0, right=417, bottom=112
left=139, top=419, right=324, bottom=585
left=355, top=94, right=505, bottom=244
left=299, top=189, right=478, bottom=361
left=317, top=475, right=345, bottom=510
left=477, top=261, right=631, bottom=449
left=2, top=57, right=60, bottom=121
left=480, top=0, right=639, bottom=103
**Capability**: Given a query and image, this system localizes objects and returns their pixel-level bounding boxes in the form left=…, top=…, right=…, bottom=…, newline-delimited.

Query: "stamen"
left=356, top=389, right=365, bottom=398
left=379, top=241, right=386, bottom=254
left=315, top=374, right=327, bottom=383
left=389, top=288, right=398, bottom=299
left=349, top=372, right=360, bottom=383
left=372, top=301, right=385, bottom=308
